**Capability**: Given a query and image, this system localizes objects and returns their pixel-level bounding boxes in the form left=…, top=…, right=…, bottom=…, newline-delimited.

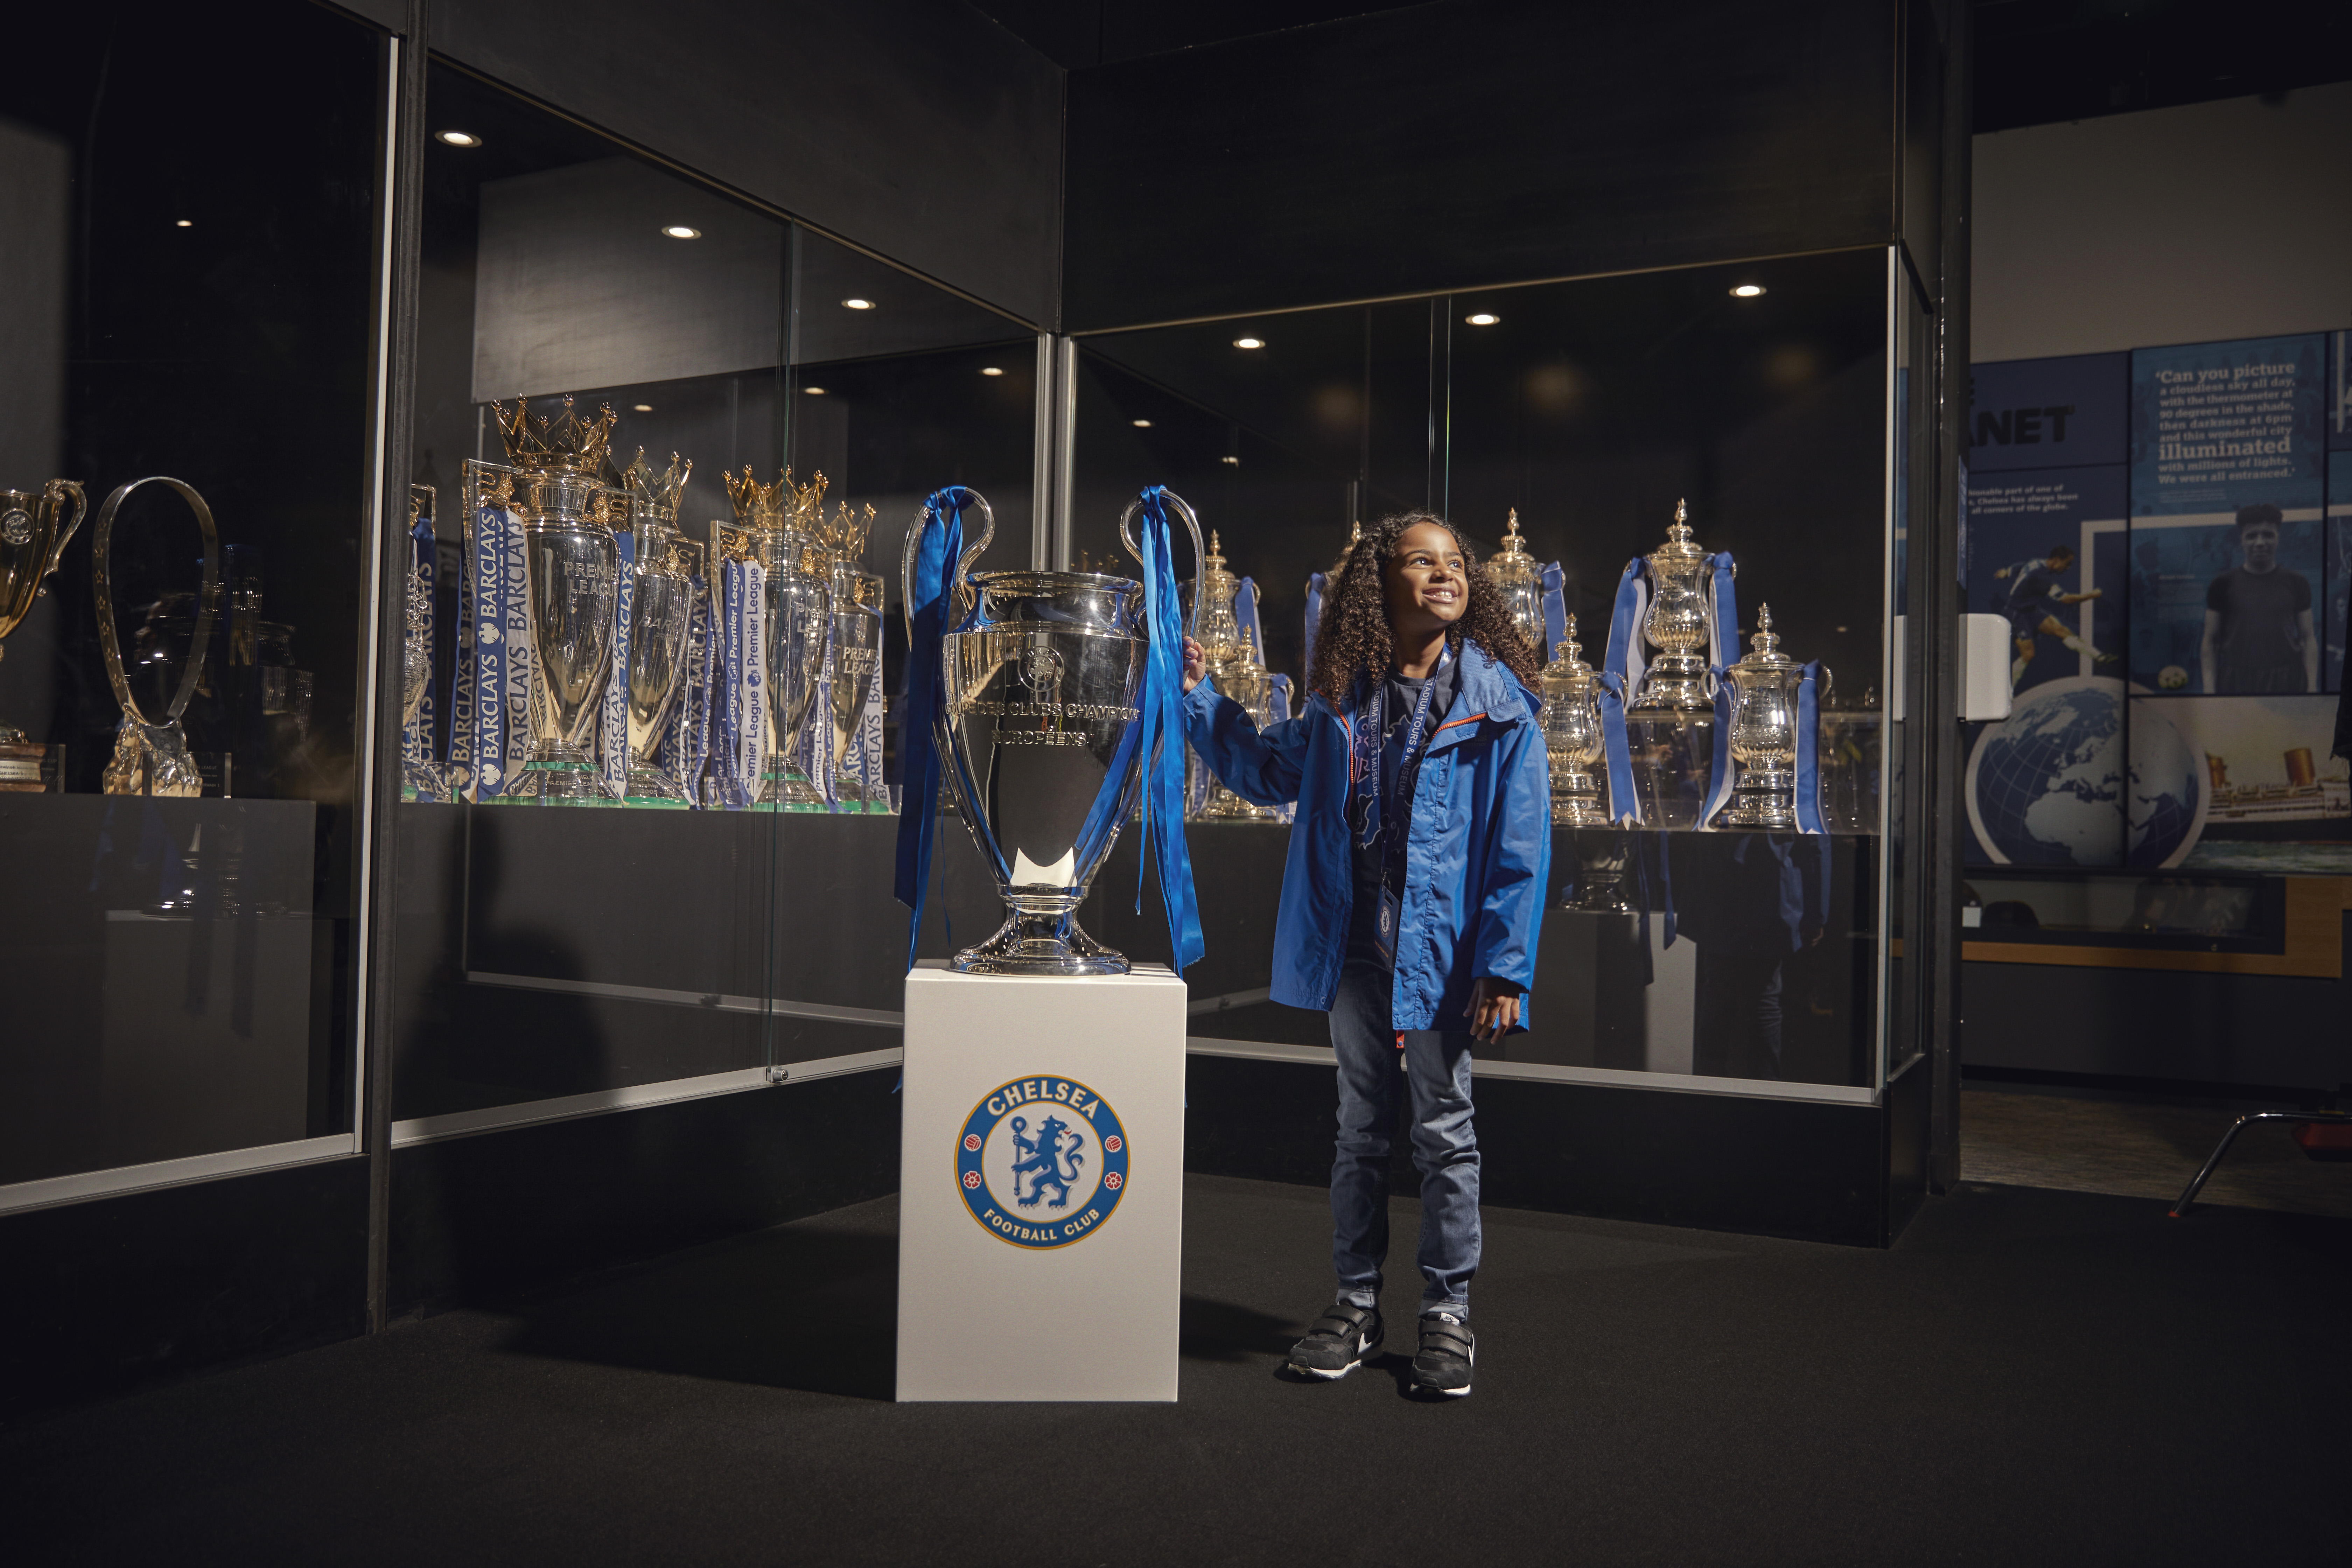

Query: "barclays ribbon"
left=1126, top=486, right=1205, bottom=973
left=892, top=487, right=968, bottom=969
left=1795, top=660, right=1826, bottom=835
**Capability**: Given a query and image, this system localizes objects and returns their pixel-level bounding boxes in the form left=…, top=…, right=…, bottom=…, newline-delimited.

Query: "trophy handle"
left=91, top=477, right=223, bottom=729
left=902, top=488, right=995, bottom=644
left=1116, top=488, right=1205, bottom=636
left=42, top=479, right=86, bottom=581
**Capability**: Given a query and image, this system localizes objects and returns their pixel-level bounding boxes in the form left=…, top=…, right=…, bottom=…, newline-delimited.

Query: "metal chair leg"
left=2170, top=1111, right=2346, bottom=1218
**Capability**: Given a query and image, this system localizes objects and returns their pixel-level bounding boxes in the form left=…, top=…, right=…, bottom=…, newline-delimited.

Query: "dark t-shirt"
left=1345, top=659, right=1457, bottom=965
left=2207, top=566, right=2311, bottom=691
left=2003, top=560, right=2063, bottom=628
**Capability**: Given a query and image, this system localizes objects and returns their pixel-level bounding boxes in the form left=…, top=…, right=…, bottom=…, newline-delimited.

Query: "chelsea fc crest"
left=957, top=1075, right=1129, bottom=1250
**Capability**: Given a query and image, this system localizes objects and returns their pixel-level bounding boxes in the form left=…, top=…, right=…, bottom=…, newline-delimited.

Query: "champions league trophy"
left=495, top=396, right=622, bottom=806
left=620, top=449, right=698, bottom=807
left=1624, top=500, right=1723, bottom=830
left=0, top=478, right=85, bottom=784
left=824, top=499, right=883, bottom=810
left=1716, top=604, right=1802, bottom=829
left=907, top=488, right=1205, bottom=974
left=1489, top=508, right=1545, bottom=652
left=723, top=465, right=831, bottom=807
left=1189, top=531, right=1278, bottom=822
left=1541, top=612, right=1607, bottom=826
left=92, top=477, right=220, bottom=797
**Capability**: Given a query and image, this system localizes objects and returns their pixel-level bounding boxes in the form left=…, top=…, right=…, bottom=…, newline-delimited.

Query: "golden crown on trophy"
left=724, top=465, right=827, bottom=532
left=491, top=395, right=617, bottom=475
left=825, top=499, right=877, bottom=564
left=621, top=448, right=693, bottom=523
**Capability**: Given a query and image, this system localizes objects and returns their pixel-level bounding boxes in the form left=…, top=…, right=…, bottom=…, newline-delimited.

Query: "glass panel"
left=0, top=2, right=384, bottom=1190
left=396, top=64, right=1037, bottom=1122
left=1073, top=250, right=1893, bottom=1089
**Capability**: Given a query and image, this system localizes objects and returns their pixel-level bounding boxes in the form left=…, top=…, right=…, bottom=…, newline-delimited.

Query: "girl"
left=1182, top=512, right=1550, bottom=1398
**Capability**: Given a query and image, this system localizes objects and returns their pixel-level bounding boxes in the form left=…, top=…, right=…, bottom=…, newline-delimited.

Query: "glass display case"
left=1068, top=248, right=1911, bottom=1096
left=386, top=64, right=1038, bottom=1139
left=0, top=0, right=388, bottom=1200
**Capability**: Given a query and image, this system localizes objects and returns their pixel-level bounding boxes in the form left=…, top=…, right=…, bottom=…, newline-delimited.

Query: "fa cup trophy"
left=723, top=466, right=831, bottom=807
left=0, top=477, right=86, bottom=783
left=92, top=477, right=220, bottom=797
left=1190, top=531, right=1278, bottom=822
left=908, top=488, right=1205, bottom=974
left=1716, top=604, right=1803, bottom=829
left=495, top=396, right=622, bottom=806
left=1489, top=508, right=1545, bottom=653
left=1624, top=500, right=1723, bottom=830
left=620, top=449, right=698, bottom=807
left=1541, top=612, right=1607, bottom=826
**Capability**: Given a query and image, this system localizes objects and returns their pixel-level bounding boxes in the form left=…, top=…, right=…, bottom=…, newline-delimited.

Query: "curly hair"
left=1307, top=510, right=1543, bottom=707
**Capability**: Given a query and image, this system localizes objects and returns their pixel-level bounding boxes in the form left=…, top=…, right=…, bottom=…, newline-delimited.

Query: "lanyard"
left=1349, top=646, right=1450, bottom=858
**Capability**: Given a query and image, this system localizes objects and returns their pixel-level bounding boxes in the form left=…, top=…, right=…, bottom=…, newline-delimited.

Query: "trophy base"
left=1717, top=781, right=1797, bottom=830
left=757, top=767, right=827, bottom=811
left=509, top=753, right=619, bottom=807
left=0, top=738, right=47, bottom=792
left=623, top=763, right=693, bottom=809
left=952, top=902, right=1129, bottom=977
left=1624, top=710, right=1715, bottom=831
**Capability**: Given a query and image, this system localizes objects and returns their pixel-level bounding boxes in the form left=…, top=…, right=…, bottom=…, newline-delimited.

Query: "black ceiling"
left=971, top=0, right=2352, bottom=132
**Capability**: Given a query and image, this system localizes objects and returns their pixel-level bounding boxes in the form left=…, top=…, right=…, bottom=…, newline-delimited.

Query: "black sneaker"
left=1287, top=1302, right=1383, bottom=1380
left=1413, top=1312, right=1474, bottom=1397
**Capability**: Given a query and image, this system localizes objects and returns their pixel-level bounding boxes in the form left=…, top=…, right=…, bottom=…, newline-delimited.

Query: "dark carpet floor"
left=6, top=1174, right=2348, bottom=1567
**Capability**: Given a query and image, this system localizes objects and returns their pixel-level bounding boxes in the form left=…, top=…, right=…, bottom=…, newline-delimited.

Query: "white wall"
left=1972, top=82, right=2352, bottom=363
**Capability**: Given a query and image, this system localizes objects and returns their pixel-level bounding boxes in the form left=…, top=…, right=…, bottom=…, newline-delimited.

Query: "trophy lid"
left=1542, top=611, right=1597, bottom=696
left=493, top=396, right=617, bottom=476
left=1490, top=507, right=1541, bottom=587
left=1646, top=498, right=1709, bottom=567
left=1733, top=603, right=1797, bottom=670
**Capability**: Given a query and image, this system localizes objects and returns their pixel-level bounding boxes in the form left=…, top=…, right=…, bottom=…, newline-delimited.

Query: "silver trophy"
left=620, top=450, right=698, bottom=807
left=1189, top=531, right=1278, bottom=822
left=0, top=479, right=86, bottom=761
left=1489, top=507, right=1545, bottom=653
left=92, top=477, right=220, bottom=797
left=1540, top=612, right=1608, bottom=826
left=1624, top=499, right=1722, bottom=830
left=912, top=489, right=1204, bottom=975
left=1715, top=604, right=1803, bottom=829
left=495, top=397, right=622, bottom=806
left=828, top=559, right=884, bottom=810
left=723, top=467, right=831, bottom=808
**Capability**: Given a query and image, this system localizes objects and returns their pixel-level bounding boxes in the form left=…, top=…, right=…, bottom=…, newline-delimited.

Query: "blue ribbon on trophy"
left=1304, top=570, right=1329, bottom=668
left=893, top=486, right=969, bottom=967
left=1267, top=672, right=1297, bottom=824
left=1541, top=561, right=1566, bottom=654
left=1700, top=661, right=1737, bottom=826
left=403, top=490, right=439, bottom=798
left=598, top=528, right=636, bottom=803
left=466, top=470, right=517, bottom=800
left=1599, top=557, right=1647, bottom=826
left=1124, top=485, right=1204, bottom=972
left=446, top=512, right=476, bottom=800
left=1795, top=660, right=1826, bottom=834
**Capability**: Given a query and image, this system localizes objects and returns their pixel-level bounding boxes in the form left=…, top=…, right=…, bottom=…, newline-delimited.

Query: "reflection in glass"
left=620, top=450, right=697, bottom=808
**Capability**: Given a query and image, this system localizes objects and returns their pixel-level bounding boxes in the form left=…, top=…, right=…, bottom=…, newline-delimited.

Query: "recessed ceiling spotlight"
left=802, top=386, right=826, bottom=395
left=174, top=219, right=193, bottom=228
left=1731, top=284, right=1765, bottom=298
left=980, top=366, right=1004, bottom=377
left=1232, top=337, right=1264, bottom=350
left=436, top=130, right=482, bottom=147
left=1220, top=455, right=1240, bottom=465
left=633, top=404, right=654, bottom=412
left=1465, top=313, right=1500, bottom=326
left=842, top=298, right=875, bottom=310
left=662, top=225, right=701, bottom=240
left=1132, top=419, right=1153, bottom=428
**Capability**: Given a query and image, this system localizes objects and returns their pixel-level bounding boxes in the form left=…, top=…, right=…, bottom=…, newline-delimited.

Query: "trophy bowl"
left=913, top=490, right=1204, bottom=975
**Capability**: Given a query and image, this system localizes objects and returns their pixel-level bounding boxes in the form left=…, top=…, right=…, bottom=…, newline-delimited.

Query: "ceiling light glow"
left=980, top=366, right=1003, bottom=377
left=1731, top=284, right=1765, bottom=298
left=1232, top=337, right=1264, bottom=350
left=663, top=225, right=701, bottom=239
left=174, top=219, right=193, bottom=228
left=842, top=298, right=875, bottom=310
left=633, top=404, right=654, bottom=412
left=436, top=130, right=482, bottom=147
left=1465, top=313, right=1500, bottom=326
left=802, top=386, right=826, bottom=395
left=1220, top=455, right=1240, bottom=465
left=1132, top=419, right=1153, bottom=428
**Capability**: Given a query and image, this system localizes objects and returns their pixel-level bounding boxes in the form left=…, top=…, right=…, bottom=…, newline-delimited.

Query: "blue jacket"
left=1182, top=640, right=1552, bottom=1031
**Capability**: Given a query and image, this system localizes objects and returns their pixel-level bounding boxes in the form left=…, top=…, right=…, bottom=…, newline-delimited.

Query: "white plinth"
left=896, top=963, right=1187, bottom=1402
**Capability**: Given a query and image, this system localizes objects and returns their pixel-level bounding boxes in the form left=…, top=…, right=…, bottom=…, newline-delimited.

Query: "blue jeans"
left=1329, top=962, right=1480, bottom=1319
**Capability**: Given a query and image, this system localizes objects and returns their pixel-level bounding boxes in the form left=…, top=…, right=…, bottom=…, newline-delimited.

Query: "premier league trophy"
left=0, top=478, right=86, bottom=782
left=824, top=500, right=883, bottom=809
left=620, top=449, right=698, bottom=807
left=1624, top=500, right=1722, bottom=830
left=907, top=488, right=1204, bottom=974
left=1489, top=507, right=1545, bottom=652
left=1190, top=531, right=1279, bottom=822
left=399, top=495, right=443, bottom=803
left=92, top=477, right=220, bottom=797
left=1716, top=604, right=1802, bottom=829
left=495, top=396, right=622, bottom=806
left=724, top=465, right=831, bottom=807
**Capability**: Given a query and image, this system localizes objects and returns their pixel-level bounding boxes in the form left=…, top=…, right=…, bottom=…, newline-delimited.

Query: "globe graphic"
left=1965, top=678, right=2205, bottom=867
